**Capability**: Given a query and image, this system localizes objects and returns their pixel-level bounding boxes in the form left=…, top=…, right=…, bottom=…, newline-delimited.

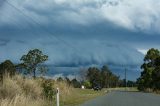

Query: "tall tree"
left=137, top=48, right=160, bottom=90
left=152, top=57, right=160, bottom=89
left=86, top=67, right=101, bottom=88
left=20, top=49, right=48, bottom=78
left=101, top=65, right=111, bottom=88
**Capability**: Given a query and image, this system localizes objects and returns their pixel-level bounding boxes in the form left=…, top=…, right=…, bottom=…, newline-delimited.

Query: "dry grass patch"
left=0, top=75, right=106, bottom=106
left=0, top=75, right=50, bottom=106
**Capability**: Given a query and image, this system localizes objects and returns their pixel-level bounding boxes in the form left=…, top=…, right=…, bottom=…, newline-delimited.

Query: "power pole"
left=125, top=68, right=127, bottom=91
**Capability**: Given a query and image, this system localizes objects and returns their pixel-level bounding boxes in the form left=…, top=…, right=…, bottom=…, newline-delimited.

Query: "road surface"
left=81, top=91, right=160, bottom=106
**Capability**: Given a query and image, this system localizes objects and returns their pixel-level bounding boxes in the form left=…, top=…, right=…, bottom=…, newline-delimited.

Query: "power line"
left=4, top=0, right=81, bottom=54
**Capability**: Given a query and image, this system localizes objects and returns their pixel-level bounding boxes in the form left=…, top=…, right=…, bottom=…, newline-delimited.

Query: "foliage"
left=86, top=65, right=120, bottom=88
left=0, top=60, right=16, bottom=82
left=38, top=65, right=48, bottom=76
left=57, top=77, right=64, bottom=82
left=86, top=67, right=101, bottom=88
left=71, top=78, right=81, bottom=88
left=127, top=80, right=137, bottom=87
left=20, top=49, right=48, bottom=78
left=65, top=77, right=71, bottom=85
left=137, top=48, right=160, bottom=91
left=0, top=60, right=16, bottom=76
left=41, top=79, right=56, bottom=100
left=83, top=80, right=92, bottom=89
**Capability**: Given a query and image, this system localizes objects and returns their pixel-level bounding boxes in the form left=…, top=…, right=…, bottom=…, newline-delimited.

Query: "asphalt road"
left=81, top=91, right=160, bottom=106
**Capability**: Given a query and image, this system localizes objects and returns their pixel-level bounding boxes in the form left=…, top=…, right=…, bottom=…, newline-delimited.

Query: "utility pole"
left=125, top=68, right=127, bottom=91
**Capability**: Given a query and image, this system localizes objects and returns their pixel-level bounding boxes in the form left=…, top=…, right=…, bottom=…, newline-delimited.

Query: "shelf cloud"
left=0, top=0, right=160, bottom=67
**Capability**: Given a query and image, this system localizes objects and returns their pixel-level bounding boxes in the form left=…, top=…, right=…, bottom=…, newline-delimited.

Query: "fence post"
left=56, top=88, right=59, bottom=106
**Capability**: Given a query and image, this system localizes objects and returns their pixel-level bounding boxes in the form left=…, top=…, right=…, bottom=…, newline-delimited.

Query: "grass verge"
left=60, top=88, right=106, bottom=106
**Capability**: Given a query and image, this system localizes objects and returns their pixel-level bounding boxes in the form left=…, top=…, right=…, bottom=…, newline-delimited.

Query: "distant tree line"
left=59, top=65, right=136, bottom=89
left=137, top=48, right=160, bottom=91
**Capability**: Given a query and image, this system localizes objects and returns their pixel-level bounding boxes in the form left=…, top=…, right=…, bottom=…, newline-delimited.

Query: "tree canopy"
left=86, top=65, right=120, bottom=88
left=137, top=48, right=160, bottom=91
left=20, top=49, right=48, bottom=78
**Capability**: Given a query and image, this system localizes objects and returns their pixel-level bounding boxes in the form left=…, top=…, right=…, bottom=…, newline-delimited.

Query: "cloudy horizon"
left=0, top=0, right=160, bottom=80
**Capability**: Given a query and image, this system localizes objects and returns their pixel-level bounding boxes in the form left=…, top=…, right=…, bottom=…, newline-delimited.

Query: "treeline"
left=137, top=48, right=160, bottom=91
left=83, top=66, right=136, bottom=88
left=56, top=66, right=121, bottom=88
left=58, top=65, right=136, bottom=89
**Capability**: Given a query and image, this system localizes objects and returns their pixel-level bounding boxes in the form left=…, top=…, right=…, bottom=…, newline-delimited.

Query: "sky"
left=0, top=0, right=160, bottom=80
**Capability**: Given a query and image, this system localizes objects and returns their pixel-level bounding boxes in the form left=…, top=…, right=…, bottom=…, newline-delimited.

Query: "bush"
left=0, top=60, right=16, bottom=82
left=83, top=81, right=92, bottom=89
left=71, top=79, right=81, bottom=88
left=41, top=79, right=56, bottom=100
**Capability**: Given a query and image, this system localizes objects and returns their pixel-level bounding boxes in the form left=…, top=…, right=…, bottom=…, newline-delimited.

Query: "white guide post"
left=56, top=88, right=59, bottom=106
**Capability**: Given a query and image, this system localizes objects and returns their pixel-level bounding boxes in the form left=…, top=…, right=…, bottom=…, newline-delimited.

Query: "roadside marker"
left=56, top=88, right=59, bottom=106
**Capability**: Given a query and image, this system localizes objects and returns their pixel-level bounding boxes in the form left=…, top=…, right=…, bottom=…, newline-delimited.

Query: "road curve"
left=81, top=91, right=160, bottom=106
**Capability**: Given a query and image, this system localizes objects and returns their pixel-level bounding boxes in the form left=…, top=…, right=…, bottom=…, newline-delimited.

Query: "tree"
left=65, top=77, right=71, bottom=85
left=57, top=77, right=63, bottom=82
left=152, top=57, right=160, bottom=90
left=0, top=60, right=16, bottom=82
left=0, top=60, right=16, bottom=76
left=71, top=79, right=81, bottom=88
left=101, top=65, right=111, bottom=88
left=85, top=65, right=121, bottom=89
left=20, top=49, right=48, bottom=79
left=137, top=48, right=160, bottom=91
left=86, top=67, right=101, bottom=88
left=127, top=80, right=136, bottom=87
left=15, top=63, right=26, bottom=74
left=38, top=65, right=49, bottom=77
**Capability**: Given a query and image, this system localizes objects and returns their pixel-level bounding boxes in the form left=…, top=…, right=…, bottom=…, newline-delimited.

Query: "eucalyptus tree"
left=20, top=49, right=48, bottom=78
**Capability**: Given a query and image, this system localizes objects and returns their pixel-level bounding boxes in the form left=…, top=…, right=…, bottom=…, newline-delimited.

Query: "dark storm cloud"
left=0, top=0, right=6, bottom=8
left=0, top=0, right=160, bottom=67
left=0, top=39, right=10, bottom=46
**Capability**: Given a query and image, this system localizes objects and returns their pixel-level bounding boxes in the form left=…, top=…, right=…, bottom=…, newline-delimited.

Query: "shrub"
left=41, top=79, right=56, bottom=100
left=0, top=60, right=16, bottom=82
left=83, top=81, right=92, bottom=89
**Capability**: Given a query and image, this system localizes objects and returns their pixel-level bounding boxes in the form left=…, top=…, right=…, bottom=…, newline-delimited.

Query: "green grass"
left=107, top=87, right=139, bottom=92
left=60, top=88, right=106, bottom=106
left=59, top=87, right=138, bottom=106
